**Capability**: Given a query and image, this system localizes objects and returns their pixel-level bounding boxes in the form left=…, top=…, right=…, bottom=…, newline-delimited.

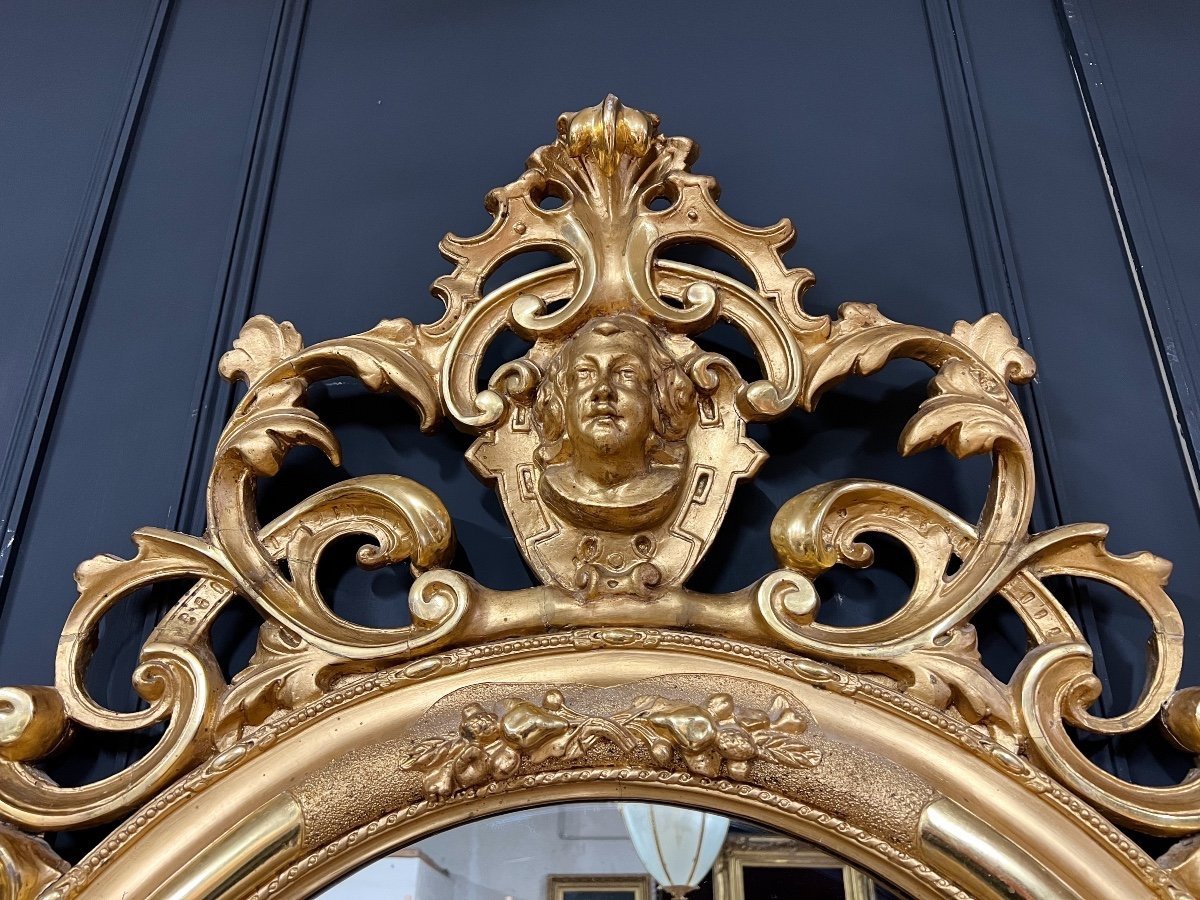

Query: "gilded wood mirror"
left=3, top=97, right=1200, bottom=899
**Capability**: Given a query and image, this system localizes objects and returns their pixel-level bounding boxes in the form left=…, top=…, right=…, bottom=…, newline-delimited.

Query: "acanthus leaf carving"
left=950, top=313, right=1037, bottom=384
left=0, top=823, right=67, bottom=900
left=899, top=358, right=1028, bottom=460
left=217, top=314, right=304, bottom=386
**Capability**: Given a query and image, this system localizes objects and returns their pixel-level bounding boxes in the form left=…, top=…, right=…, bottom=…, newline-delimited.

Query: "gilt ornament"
left=1, top=96, right=1200, bottom=898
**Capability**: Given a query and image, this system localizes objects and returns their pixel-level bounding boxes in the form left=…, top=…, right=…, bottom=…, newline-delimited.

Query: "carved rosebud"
left=734, top=706, right=770, bottom=731
left=766, top=698, right=807, bottom=735
left=705, top=693, right=735, bottom=722
left=682, top=749, right=722, bottom=777
left=726, top=760, right=752, bottom=780
left=716, top=726, right=756, bottom=761
left=558, top=94, right=658, bottom=176
left=649, top=738, right=674, bottom=766
left=459, top=704, right=502, bottom=744
left=773, top=709, right=806, bottom=734
left=488, top=743, right=521, bottom=779
left=423, top=768, right=455, bottom=799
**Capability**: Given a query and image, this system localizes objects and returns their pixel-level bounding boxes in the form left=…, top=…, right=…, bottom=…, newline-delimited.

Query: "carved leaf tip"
left=72, top=529, right=227, bottom=594
left=952, top=314, right=1036, bottom=384
left=361, top=317, right=417, bottom=346
left=219, top=315, right=304, bottom=386
left=72, top=553, right=124, bottom=589
left=1163, top=687, right=1200, bottom=754
left=0, top=686, right=67, bottom=763
left=1110, top=545, right=1174, bottom=586
left=898, top=358, right=1028, bottom=459
left=833, top=301, right=894, bottom=333
left=221, top=407, right=340, bottom=476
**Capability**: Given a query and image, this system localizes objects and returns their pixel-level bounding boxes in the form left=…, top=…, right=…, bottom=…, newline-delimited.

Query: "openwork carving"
left=2, top=96, right=1200, bottom=898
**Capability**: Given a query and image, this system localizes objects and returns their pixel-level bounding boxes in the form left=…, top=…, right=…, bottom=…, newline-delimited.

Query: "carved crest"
left=4, top=97, right=1200, bottom=899
left=454, top=96, right=799, bottom=590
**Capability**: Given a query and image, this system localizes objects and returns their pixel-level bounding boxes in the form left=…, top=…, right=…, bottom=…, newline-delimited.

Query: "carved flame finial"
left=557, top=94, right=660, bottom=175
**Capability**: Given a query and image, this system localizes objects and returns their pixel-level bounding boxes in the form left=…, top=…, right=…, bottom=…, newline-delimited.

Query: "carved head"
left=533, top=315, right=697, bottom=476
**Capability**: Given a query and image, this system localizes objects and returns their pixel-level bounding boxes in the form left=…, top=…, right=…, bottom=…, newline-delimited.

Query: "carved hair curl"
left=533, top=315, right=697, bottom=467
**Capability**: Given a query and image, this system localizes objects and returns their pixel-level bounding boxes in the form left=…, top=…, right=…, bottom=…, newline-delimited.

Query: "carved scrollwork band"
left=2, top=96, right=1200, bottom=897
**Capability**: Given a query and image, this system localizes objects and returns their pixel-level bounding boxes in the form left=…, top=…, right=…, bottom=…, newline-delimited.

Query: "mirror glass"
left=316, top=802, right=907, bottom=900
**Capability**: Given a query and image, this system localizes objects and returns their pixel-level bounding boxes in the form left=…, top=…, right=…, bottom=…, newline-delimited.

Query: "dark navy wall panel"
left=0, top=0, right=166, bottom=599
left=0, top=0, right=278, bottom=686
left=959, top=0, right=1200, bottom=722
left=1083, top=0, right=1200, bottom=308
left=1062, top=0, right=1200, bottom=511
left=0, top=0, right=151, bottom=444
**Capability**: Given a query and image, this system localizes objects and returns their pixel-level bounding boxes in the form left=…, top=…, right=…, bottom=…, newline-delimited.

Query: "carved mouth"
left=585, top=405, right=620, bottom=423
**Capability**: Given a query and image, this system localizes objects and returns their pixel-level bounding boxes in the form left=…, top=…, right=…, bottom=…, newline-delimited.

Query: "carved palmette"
left=3, top=95, right=1200, bottom=897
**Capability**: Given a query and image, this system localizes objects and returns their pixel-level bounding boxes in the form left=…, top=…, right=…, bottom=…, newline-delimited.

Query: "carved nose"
left=592, top=379, right=615, bottom=401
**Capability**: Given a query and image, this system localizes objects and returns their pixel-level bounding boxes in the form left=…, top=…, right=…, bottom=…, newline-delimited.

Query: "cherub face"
left=563, top=330, right=655, bottom=461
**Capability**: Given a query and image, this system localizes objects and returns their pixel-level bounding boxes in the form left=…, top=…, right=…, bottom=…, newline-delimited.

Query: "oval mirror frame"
left=42, top=633, right=1181, bottom=899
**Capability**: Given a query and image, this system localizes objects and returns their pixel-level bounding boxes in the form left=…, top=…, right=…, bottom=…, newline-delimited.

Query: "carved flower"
left=452, top=745, right=490, bottom=787
left=715, top=726, right=756, bottom=761
left=405, top=691, right=820, bottom=802
left=459, top=704, right=502, bottom=744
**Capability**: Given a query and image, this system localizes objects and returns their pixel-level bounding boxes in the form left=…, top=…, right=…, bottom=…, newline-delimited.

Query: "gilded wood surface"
left=19, top=636, right=1176, bottom=900
left=0, top=97, right=1198, bottom=898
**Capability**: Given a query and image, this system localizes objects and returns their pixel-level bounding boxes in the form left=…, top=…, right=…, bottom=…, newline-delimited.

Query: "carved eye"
left=618, top=366, right=638, bottom=382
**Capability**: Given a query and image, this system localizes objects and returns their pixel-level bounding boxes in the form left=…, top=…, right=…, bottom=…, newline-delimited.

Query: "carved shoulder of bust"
left=539, top=461, right=685, bottom=531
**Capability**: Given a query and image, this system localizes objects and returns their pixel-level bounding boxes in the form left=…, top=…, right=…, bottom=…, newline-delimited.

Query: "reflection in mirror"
left=316, top=803, right=906, bottom=900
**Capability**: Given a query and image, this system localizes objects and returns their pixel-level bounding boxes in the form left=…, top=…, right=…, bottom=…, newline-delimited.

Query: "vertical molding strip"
left=1056, top=0, right=1200, bottom=510
left=99, top=0, right=309, bottom=767
left=921, top=0, right=1123, bottom=770
left=172, top=0, right=310, bottom=540
left=0, top=0, right=172, bottom=609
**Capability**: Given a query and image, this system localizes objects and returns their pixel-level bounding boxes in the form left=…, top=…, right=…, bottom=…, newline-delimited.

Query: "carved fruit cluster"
left=399, top=691, right=820, bottom=799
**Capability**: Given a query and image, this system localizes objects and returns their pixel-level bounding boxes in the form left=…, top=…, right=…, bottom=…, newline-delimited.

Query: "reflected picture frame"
left=713, top=836, right=877, bottom=900
left=548, top=874, right=653, bottom=900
